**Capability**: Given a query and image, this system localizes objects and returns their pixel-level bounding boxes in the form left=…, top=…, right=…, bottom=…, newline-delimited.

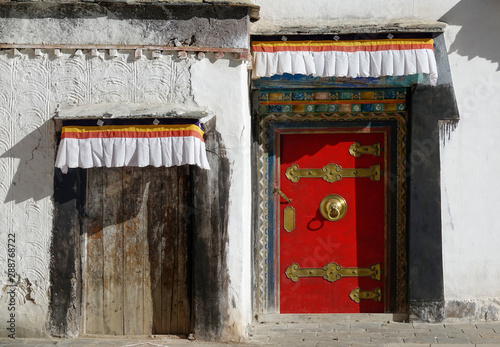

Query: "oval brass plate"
left=319, top=194, right=347, bottom=221
left=284, top=206, right=295, bottom=232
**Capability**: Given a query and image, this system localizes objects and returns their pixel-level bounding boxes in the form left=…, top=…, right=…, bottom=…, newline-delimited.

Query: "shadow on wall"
left=0, top=119, right=54, bottom=203
left=440, top=0, right=500, bottom=69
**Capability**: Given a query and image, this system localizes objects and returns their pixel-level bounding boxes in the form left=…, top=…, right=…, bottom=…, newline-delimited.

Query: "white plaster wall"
left=0, top=49, right=196, bottom=337
left=440, top=17, right=500, bottom=303
left=251, top=0, right=461, bottom=31
left=191, top=58, right=252, bottom=338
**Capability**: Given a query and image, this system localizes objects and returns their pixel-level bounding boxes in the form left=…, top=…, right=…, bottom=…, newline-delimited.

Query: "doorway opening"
left=83, top=166, right=192, bottom=335
left=253, top=88, right=408, bottom=314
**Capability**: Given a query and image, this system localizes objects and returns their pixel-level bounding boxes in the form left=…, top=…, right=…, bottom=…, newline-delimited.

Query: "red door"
left=278, top=128, right=391, bottom=313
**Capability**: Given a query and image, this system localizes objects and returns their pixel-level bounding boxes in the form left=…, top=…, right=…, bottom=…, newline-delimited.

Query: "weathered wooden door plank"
left=171, top=167, right=181, bottom=334
left=85, top=165, right=192, bottom=336
left=177, top=165, right=191, bottom=334
left=103, top=167, right=124, bottom=335
left=162, top=167, right=177, bottom=334
left=144, top=167, right=164, bottom=335
left=85, top=168, right=105, bottom=334
left=123, top=167, right=145, bottom=335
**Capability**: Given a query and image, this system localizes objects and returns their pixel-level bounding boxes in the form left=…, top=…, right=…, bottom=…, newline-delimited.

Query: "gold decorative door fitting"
left=319, top=194, right=347, bottom=221
left=285, top=163, right=381, bottom=183
left=349, top=142, right=381, bottom=157
left=283, top=206, right=295, bottom=232
left=285, top=262, right=381, bottom=283
left=349, top=288, right=382, bottom=303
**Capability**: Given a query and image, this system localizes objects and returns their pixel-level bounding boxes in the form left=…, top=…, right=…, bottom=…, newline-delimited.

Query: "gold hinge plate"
left=285, top=163, right=381, bottom=183
left=285, top=262, right=382, bottom=283
left=349, top=142, right=381, bottom=158
left=349, top=287, right=382, bottom=303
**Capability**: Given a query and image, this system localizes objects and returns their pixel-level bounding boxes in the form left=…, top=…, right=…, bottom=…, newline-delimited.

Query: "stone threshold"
left=256, top=313, right=408, bottom=323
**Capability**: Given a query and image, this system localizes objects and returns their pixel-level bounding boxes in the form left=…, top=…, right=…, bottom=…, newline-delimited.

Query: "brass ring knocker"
left=319, top=194, right=347, bottom=221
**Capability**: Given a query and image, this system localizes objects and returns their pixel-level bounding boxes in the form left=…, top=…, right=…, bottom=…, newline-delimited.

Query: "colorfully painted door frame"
left=254, top=88, right=408, bottom=314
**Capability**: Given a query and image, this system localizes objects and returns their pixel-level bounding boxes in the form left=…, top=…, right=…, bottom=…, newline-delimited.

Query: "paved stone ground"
left=247, top=321, right=500, bottom=346
left=1, top=322, right=500, bottom=346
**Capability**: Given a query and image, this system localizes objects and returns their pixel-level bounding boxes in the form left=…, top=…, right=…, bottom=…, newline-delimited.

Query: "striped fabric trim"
left=252, top=39, right=434, bottom=53
left=61, top=124, right=205, bottom=141
left=55, top=120, right=210, bottom=173
left=251, top=38, right=438, bottom=84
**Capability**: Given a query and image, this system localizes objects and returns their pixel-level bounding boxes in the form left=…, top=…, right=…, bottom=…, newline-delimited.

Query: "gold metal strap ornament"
left=349, top=287, right=382, bottom=303
left=285, top=262, right=381, bottom=283
left=285, top=163, right=380, bottom=183
left=349, top=142, right=381, bottom=158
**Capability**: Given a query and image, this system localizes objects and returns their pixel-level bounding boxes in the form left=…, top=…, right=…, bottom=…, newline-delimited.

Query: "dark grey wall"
left=0, top=2, right=250, bottom=48
left=49, top=168, right=85, bottom=337
left=407, top=32, right=459, bottom=322
left=191, top=119, right=232, bottom=340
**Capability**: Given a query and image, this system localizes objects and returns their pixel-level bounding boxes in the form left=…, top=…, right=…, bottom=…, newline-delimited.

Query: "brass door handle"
left=328, top=203, right=341, bottom=220
left=274, top=187, right=291, bottom=203
left=319, top=194, right=347, bottom=221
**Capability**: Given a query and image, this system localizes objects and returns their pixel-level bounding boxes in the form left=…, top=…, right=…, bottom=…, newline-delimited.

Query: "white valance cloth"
left=55, top=119, right=210, bottom=173
left=252, top=38, right=438, bottom=84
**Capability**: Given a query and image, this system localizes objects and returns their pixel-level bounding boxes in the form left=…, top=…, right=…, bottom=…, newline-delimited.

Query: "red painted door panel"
left=279, top=128, right=390, bottom=313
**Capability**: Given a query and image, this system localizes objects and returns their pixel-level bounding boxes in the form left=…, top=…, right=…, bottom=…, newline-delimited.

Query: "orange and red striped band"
left=61, top=124, right=205, bottom=141
left=252, top=39, right=434, bottom=53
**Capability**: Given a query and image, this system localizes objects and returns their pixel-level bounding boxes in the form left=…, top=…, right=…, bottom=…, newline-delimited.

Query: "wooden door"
left=85, top=166, right=191, bottom=335
left=278, top=128, right=391, bottom=313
